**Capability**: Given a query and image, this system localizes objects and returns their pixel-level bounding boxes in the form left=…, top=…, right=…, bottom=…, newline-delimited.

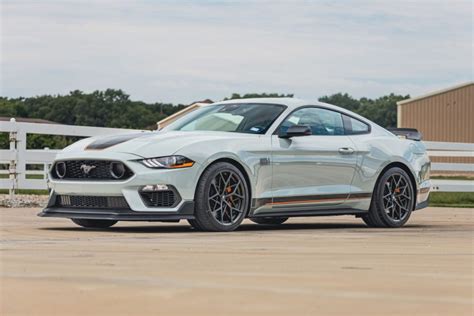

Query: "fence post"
left=43, top=147, right=50, bottom=190
left=8, top=118, right=18, bottom=203
left=15, top=126, right=27, bottom=198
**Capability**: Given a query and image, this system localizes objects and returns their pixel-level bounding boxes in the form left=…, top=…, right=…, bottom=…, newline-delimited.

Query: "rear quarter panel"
left=349, top=133, right=430, bottom=202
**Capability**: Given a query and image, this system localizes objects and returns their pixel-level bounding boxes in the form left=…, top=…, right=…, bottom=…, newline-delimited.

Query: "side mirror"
left=279, top=125, right=312, bottom=138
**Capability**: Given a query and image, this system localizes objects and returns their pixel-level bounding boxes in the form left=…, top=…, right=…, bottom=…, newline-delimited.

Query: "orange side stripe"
left=268, top=195, right=370, bottom=206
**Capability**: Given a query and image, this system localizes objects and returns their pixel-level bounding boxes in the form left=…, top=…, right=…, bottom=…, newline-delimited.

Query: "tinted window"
left=166, top=103, right=286, bottom=134
left=280, top=107, right=345, bottom=135
left=343, top=115, right=370, bottom=134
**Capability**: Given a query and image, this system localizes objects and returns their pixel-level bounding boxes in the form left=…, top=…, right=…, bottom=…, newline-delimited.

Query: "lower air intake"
left=56, top=195, right=130, bottom=209
left=140, top=190, right=180, bottom=207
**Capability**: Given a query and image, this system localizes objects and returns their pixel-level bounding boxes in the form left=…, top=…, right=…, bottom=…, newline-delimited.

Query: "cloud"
left=1, top=0, right=472, bottom=103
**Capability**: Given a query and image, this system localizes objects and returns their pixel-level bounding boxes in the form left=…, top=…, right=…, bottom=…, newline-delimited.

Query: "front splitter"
left=38, top=201, right=195, bottom=221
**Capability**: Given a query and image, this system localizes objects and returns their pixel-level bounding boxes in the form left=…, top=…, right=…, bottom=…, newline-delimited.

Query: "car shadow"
left=39, top=222, right=430, bottom=234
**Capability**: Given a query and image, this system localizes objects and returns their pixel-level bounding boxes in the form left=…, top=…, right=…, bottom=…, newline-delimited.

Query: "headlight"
left=138, top=155, right=195, bottom=169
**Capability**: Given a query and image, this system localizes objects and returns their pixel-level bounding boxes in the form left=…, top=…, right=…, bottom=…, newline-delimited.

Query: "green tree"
left=318, top=93, right=361, bottom=112
left=319, top=92, right=409, bottom=128
left=0, top=89, right=410, bottom=149
left=0, top=89, right=187, bottom=149
left=358, top=94, right=409, bottom=128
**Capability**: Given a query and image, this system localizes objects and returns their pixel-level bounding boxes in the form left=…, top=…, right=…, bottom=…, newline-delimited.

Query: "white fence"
left=425, top=141, right=473, bottom=192
left=0, top=119, right=145, bottom=199
left=0, top=119, right=473, bottom=197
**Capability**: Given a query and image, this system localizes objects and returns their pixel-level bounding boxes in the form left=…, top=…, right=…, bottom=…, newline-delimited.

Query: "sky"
left=1, top=0, right=472, bottom=104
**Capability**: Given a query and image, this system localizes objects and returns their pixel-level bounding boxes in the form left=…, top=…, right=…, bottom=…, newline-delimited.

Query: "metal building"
left=397, top=82, right=473, bottom=142
left=397, top=82, right=473, bottom=166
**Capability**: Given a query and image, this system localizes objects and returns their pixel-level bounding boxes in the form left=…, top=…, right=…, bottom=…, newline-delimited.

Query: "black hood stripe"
left=85, top=133, right=145, bottom=150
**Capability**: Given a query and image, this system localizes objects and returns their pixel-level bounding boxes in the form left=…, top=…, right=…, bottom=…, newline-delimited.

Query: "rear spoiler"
left=387, top=128, right=422, bottom=141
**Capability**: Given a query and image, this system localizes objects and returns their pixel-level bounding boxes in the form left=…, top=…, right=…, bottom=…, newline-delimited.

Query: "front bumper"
left=40, top=152, right=201, bottom=220
left=39, top=200, right=195, bottom=221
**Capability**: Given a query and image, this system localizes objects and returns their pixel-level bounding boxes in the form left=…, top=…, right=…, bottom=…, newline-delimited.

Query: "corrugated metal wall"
left=398, top=83, right=473, bottom=143
left=398, top=83, right=473, bottom=165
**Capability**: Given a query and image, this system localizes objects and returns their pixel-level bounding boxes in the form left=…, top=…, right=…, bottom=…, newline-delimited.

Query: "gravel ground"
left=0, top=194, right=49, bottom=208
left=0, top=207, right=473, bottom=316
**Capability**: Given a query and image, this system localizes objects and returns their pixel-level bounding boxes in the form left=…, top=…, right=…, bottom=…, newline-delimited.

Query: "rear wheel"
left=71, top=218, right=117, bottom=228
left=250, top=217, right=288, bottom=225
left=362, top=167, right=415, bottom=228
left=192, top=162, right=250, bottom=232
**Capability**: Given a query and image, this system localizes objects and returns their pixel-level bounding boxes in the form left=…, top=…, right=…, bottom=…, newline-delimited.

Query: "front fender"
left=176, top=137, right=273, bottom=200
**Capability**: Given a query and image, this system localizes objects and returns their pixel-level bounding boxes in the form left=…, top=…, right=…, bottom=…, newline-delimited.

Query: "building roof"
left=397, top=82, right=474, bottom=106
left=155, top=101, right=217, bottom=130
left=190, top=99, right=213, bottom=105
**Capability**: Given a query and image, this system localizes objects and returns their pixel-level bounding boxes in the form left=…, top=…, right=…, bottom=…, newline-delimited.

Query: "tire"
left=250, top=217, right=288, bottom=225
left=71, top=218, right=117, bottom=228
left=187, top=219, right=204, bottom=231
left=362, top=167, right=415, bottom=228
left=192, top=162, right=250, bottom=232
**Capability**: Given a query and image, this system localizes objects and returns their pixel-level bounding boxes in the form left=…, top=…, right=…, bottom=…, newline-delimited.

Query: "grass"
left=431, top=175, right=474, bottom=180
left=0, top=174, right=44, bottom=179
left=26, top=174, right=45, bottom=179
left=429, top=192, right=474, bottom=208
left=0, top=189, right=49, bottom=195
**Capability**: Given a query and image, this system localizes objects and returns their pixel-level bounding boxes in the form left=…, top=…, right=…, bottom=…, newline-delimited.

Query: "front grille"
left=51, top=160, right=133, bottom=180
left=56, top=195, right=130, bottom=209
left=140, top=190, right=180, bottom=207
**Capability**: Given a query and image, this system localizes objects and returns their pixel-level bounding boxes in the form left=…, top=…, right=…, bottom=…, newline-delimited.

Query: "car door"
left=269, top=107, right=357, bottom=212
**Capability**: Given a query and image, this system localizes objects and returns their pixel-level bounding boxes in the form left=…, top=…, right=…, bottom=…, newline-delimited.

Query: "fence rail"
left=0, top=119, right=472, bottom=198
left=0, top=119, right=145, bottom=199
left=423, top=141, right=473, bottom=192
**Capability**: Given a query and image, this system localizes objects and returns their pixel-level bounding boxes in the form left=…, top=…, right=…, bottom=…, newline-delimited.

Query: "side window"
left=280, top=107, right=345, bottom=135
left=343, top=115, right=370, bottom=134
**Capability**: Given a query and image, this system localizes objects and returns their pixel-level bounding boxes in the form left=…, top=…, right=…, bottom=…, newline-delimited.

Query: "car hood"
left=64, top=130, right=257, bottom=158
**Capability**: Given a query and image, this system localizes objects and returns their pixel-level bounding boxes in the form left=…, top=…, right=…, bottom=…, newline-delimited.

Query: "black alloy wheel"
left=189, top=162, right=249, bottom=232
left=362, top=167, right=415, bottom=228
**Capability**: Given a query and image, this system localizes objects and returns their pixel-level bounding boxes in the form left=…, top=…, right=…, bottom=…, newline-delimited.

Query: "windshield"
left=164, top=103, right=286, bottom=134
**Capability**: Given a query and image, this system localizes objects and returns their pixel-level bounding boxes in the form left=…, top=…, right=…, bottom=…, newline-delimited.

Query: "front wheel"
left=71, top=218, right=117, bottom=228
left=362, top=167, right=415, bottom=228
left=192, top=162, right=250, bottom=232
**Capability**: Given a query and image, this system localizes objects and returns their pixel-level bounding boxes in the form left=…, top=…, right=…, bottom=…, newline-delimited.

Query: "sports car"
left=39, top=98, right=431, bottom=231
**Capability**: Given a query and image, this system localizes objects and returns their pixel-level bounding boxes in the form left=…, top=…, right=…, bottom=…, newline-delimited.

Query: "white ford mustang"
left=39, top=98, right=431, bottom=231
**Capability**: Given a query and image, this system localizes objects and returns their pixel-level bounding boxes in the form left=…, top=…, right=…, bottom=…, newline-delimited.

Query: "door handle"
left=338, top=147, right=354, bottom=155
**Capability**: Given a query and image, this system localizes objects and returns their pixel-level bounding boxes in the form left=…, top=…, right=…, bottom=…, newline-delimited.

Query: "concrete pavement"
left=0, top=207, right=472, bottom=315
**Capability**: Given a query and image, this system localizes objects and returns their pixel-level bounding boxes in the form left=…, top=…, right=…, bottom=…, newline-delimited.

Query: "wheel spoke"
left=209, top=192, right=219, bottom=199
left=230, top=206, right=243, bottom=214
left=399, top=193, right=411, bottom=200
left=385, top=182, right=391, bottom=191
left=220, top=204, right=225, bottom=223
left=211, top=180, right=219, bottom=194
left=395, top=176, right=402, bottom=188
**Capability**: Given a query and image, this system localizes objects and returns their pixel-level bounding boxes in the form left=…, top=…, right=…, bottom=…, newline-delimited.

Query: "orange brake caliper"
left=226, top=186, right=233, bottom=205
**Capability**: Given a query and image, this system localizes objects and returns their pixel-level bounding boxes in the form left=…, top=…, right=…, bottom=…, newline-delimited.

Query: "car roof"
left=215, top=97, right=311, bottom=109
left=214, top=97, right=362, bottom=118
left=213, top=97, right=389, bottom=136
